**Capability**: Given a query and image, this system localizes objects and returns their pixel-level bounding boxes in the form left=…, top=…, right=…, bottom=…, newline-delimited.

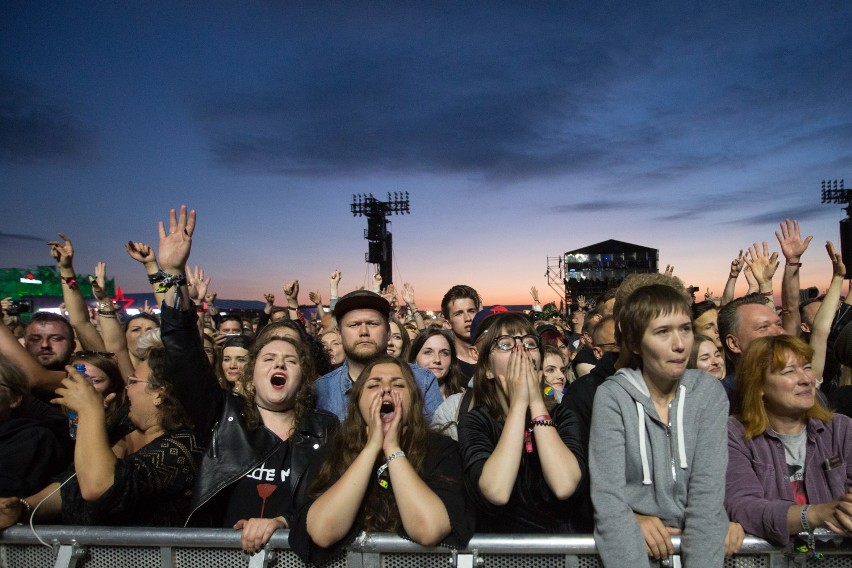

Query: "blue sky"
left=3, top=2, right=850, bottom=309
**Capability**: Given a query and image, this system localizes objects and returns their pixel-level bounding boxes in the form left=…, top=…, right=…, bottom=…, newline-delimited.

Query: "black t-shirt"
left=458, top=359, right=475, bottom=381
left=223, top=443, right=292, bottom=526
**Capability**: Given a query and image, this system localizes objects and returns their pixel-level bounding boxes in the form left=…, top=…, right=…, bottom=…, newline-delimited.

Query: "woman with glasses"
left=0, top=343, right=203, bottom=529
left=590, top=284, right=730, bottom=566
left=457, top=312, right=585, bottom=532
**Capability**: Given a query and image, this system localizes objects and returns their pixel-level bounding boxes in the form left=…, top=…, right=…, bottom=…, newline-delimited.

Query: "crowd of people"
left=1, top=207, right=851, bottom=566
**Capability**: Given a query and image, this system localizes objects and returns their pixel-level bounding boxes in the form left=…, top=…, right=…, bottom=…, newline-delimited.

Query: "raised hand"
left=308, top=290, right=323, bottom=305
left=330, top=270, right=342, bottom=286
left=282, top=280, right=299, bottom=304
left=664, top=265, right=674, bottom=278
left=47, top=233, right=74, bottom=269
left=264, top=292, right=275, bottom=306
left=187, top=266, right=210, bottom=302
left=372, top=273, right=382, bottom=293
left=140, top=300, right=154, bottom=315
left=90, top=262, right=110, bottom=302
left=381, top=284, right=397, bottom=307
left=124, top=241, right=156, bottom=264
left=529, top=286, right=539, bottom=304
left=157, top=205, right=196, bottom=273
left=401, top=283, right=416, bottom=306
left=729, top=250, right=745, bottom=278
left=365, top=390, right=386, bottom=454
left=827, top=241, right=846, bottom=278
left=744, top=242, right=779, bottom=287
left=775, top=218, right=813, bottom=263
left=704, top=288, right=713, bottom=300
left=52, top=364, right=106, bottom=417
left=576, top=294, right=587, bottom=310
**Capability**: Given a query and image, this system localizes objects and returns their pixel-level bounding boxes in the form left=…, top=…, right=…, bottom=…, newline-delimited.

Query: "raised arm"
left=721, top=250, right=744, bottom=306
left=306, top=397, right=384, bottom=548
left=776, top=219, right=813, bottom=336
left=124, top=241, right=166, bottom=307
left=530, top=286, right=542, bottom=312
left=402, top=283, right=426, bottom=331
left=90, top=263, right=134, bottom=380
left=329, top=270, right=342, bottom=311
left=810, top=242, right=845, bottom=379
left=283, top=280, right=300, bottom=321
left=48, top=233, right=104, bottom=351
left=52, top=365, right=115, bottom=501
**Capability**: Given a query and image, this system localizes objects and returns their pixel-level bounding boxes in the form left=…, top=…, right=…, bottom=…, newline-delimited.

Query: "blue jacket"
left=314, top=361, right=442, bottom=422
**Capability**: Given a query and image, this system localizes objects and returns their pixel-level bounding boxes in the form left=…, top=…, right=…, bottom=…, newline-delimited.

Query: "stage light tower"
left=821, top=179, right=851, bottom=278
left=350, top=192, right=410, bottom=287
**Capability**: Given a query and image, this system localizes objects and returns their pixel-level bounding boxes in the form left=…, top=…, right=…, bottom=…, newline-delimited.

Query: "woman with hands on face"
left=289, top=356, right=474, bottom=565
left=457, top=312, right=585, bottom=533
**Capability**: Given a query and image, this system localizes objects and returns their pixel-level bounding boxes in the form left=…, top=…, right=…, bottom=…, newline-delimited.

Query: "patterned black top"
left=60, top=430, right=203, bottom=527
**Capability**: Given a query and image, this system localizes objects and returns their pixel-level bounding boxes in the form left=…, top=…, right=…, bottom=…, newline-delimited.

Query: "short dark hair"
left=123, top=312, right=160, bottom=332
left=440, top=285, right=481, bottom=319
left=799, top=296, right=823, bottom=327
left=218, top=314, right=243, bottom=329
left=717, top=293, right=769, bottom=360
left=25, top=312, right=73, bottom=341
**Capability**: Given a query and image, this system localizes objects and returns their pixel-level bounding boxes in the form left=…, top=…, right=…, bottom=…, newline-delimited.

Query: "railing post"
left=52, top=541, right=87, bottom=568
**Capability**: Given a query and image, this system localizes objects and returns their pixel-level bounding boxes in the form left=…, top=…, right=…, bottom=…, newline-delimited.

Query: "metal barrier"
left=1, top=526, right=851, bottom=568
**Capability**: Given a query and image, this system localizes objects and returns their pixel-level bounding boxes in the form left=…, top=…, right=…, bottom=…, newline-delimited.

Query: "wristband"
left=154, top=272, right=187, bottom=293
left=97, top=308, right=117, bottom=316
left=531, top=414, right=551, bottom=423
left=376, top=451, right=406, bottom=489
left=786, top=261, right=802, bottom=267
left=60, top=275, right=78, bottom=288
left=760, top=290, right=773, bottom=297
left=147, top=270, right=167, bottom=284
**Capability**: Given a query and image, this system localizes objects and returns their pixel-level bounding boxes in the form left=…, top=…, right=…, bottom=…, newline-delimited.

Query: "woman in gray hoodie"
left=590, top=284, right=729, bottom=567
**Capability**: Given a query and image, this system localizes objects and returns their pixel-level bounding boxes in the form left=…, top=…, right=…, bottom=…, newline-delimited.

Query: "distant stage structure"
left=350, top=192, right=410, bottom=287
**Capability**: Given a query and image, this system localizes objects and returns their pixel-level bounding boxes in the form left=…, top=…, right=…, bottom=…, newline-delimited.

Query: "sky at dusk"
left=3, top=3, right=851, bottom=311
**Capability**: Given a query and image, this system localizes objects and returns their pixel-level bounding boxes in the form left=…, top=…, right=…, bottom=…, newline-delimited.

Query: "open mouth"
left=380, top=399, right=395, bottom=420
left=271, top=373, right=287, bottom=387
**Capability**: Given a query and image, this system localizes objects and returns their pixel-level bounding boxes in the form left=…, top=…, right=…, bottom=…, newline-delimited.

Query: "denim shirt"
left=314, top=361, right=442, bottom=422
left=725, top=414, right=852, bottom=545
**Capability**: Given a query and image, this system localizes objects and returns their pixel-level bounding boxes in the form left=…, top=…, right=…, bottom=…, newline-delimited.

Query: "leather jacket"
left=158, top=303, right=338, bottom=527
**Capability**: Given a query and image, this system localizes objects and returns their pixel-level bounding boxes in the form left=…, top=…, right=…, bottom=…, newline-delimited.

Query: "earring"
left=154, top=399, right=161, bottom=407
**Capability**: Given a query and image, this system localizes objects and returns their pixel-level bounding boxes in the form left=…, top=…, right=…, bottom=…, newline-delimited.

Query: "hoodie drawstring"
left=636, top=401, right=651, bottom=485
left=676, top=384, right=687, bottom=469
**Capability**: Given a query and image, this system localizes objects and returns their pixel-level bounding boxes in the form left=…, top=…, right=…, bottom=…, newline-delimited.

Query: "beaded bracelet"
left=60, top=275, right=78, bottom=288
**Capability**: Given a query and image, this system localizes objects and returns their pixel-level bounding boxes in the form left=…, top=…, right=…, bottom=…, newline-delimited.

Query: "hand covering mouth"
left=271, top=372, right=287, bottom=387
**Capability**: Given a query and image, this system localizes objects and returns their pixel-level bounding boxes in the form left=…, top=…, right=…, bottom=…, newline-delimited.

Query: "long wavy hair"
left=239, top=336, right=316, bottom=432
left=471, top=313, right=541, bottom=421
left=734, top=335, right=831, bottom=439
left=309, top=356, right=428, bottom=533
left=388, top=317, right=411, bottom=359
left=408, top=328, right=466, bottom=397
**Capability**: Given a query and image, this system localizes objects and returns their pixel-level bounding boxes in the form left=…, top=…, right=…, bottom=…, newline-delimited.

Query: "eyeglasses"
left=493, top=334, right=540, bottom=351
left=74, top=350, right=116, bottom=358
left=126, top=377, right=150, bottom=388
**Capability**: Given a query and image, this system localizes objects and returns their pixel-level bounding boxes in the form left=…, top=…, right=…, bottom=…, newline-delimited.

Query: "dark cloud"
left=725, top=204, right=829, bottom=226
left=0, top=231, right=45, bottom=242
left=0, top=76, right=95, bottom=165
left=190, top=4, right=852, bottom=183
